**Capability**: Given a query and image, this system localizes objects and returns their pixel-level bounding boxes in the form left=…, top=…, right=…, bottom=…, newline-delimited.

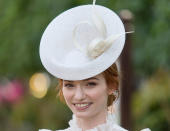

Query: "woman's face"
left=62, top=74, right=111, bottom=119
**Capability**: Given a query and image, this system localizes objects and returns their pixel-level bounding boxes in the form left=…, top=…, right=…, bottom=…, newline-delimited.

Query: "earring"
left=112, top=90, right=119, bottom=101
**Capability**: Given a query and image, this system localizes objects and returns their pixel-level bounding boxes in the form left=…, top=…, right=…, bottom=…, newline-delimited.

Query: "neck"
left=76, top=109, right=108, bottom=131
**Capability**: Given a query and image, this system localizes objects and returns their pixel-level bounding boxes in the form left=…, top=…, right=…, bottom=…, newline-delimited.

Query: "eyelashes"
left=64, top=83, right=74, bottom=88
left=63, top=82, right=98, bottom=89
left=86, top=82, right=97, bottom=86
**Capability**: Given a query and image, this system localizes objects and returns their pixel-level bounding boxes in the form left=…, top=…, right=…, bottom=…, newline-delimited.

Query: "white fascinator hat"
left=40, top=0, right=133, bottom=80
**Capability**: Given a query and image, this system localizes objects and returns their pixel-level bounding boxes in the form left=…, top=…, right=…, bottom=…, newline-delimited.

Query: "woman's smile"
left=62, top=74, right=109, bottom=119
left=73, top=102, right=93, bottom=111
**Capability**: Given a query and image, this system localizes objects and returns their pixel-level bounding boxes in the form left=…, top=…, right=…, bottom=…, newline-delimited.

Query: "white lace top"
left=39, top=113, right=151, bottom=131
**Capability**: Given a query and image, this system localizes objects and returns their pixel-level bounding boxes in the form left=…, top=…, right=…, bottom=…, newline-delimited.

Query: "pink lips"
left=73, top=103, right=92, bottom=111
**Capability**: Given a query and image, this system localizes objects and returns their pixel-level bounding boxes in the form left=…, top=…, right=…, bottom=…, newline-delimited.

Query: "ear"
left=107, top=82, right=115, bottom=95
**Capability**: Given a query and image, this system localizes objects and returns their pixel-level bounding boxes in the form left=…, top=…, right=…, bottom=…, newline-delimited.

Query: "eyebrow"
left=63, top=77, right=99, bottom=83
left=85, top=77, right=99, bottom=81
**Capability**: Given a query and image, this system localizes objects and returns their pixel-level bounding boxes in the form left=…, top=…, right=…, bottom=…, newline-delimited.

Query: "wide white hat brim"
left=40, top=5, right=125, bottom=80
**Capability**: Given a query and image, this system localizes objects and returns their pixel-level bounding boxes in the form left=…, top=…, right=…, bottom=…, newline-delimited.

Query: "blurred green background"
left=0, top=0, right=169, bottom=131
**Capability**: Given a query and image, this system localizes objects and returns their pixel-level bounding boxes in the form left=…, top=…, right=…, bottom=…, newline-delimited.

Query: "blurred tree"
left=0, top=82, right=72, bottom=131
left=131, top=0, right=170, bottom=77
left=0, top=0, right=170, bottom=78
left=132, top=69, right=170, bottom=131
left=0, top=0, right=170, bottom=131
left=0, top=0, right=73, bottom=78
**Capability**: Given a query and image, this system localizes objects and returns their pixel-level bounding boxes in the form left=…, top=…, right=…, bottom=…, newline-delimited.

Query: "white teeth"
left=75, top=103, right=89, bottom=107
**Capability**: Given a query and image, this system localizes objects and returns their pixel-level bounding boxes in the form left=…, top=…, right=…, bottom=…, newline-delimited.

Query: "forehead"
left=63, top=73, right=104, bottom=82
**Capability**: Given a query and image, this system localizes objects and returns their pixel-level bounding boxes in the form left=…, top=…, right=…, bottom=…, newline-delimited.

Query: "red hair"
left=57, top=63, right=119, bottom=107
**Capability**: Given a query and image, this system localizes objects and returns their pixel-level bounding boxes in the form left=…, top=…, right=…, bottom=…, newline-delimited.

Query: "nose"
left=74, top=86, right=86, bottom=101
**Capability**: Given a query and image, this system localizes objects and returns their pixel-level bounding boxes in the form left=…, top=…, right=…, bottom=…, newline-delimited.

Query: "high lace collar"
left=38, top=113, right=151, bottom=131
left=68, top=113, right=128, bottom=131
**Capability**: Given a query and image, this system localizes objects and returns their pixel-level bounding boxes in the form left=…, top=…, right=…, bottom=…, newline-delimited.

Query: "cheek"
left=88, top=88, right=108, bottom=100
left=62, top=88, right=72, bottom=103
left=92, top=84, right=108, bottom=103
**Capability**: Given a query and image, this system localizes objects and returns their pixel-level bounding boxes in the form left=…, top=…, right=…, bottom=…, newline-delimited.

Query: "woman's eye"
left=86, top=82, right=97, bottom=87
left=64, top=83, right=74, bottom=88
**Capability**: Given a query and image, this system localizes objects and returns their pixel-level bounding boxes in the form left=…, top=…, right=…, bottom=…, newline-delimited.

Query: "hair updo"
left=57, top=63, right=120, bottom=107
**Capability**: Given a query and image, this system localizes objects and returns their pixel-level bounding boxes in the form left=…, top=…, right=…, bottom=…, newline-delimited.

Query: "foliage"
left=0, top=0, right=170, bottom=78
left=0, top=0, right=72, bottom=78
left=0, top=85, right=72, bottom=131
left=0, top=0, right=170, bottom=131
left=132, top=69, right=170, bottom=131
left=131, top=0, right=170, bottom=77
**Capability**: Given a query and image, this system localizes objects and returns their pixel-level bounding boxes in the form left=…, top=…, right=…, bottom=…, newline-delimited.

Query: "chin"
left=74, top=111, right=93, bottom=119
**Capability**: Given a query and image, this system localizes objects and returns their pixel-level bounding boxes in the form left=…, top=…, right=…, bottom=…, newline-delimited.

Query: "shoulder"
left=38, top=129, right=51, bottom=131
left=111, top=125, right=151, bottom=131
left=56, top=128, right=71, bottom=131
left=38, top=128, right=71, bottom=131
left=140, top=128, right=151, bottom=131
left=112, top=124, right=128, bottom=131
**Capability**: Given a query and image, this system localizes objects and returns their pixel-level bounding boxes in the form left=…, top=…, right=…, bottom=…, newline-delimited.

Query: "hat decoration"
left=73, top=0, right=133, bottom=59
left=39, top=0, right=134, bottom=80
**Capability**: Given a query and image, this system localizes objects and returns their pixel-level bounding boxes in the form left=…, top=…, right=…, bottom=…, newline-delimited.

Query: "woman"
left=56, top=63, right=127, bottom=131
left=39, top=0, right=150, bottom=130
